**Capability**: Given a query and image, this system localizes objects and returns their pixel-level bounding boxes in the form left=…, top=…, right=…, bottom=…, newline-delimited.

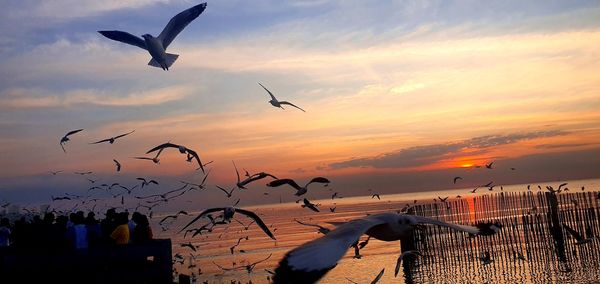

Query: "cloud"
left=0, top=85, right=190, bottom=108
left=330, top=130, right=568, bottom=169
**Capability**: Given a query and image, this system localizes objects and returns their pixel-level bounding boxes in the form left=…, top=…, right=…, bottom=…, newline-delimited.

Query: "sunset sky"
left=1, top=0, right=599, bottom=207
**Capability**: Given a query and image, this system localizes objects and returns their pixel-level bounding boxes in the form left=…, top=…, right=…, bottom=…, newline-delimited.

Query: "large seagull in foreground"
left=98, top=3, right=207, bottom=70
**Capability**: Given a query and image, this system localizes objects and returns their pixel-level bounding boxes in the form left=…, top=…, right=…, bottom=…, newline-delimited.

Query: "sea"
left=153, top=178, right=600, bottom=283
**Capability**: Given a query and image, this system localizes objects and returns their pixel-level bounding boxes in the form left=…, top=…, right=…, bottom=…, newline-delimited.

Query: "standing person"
left=85, top=212, right=102, bottom=247
left=131, top=214, right=153, bottom=243
left=67, top=213, right=88, bottom=250
left=110, top=212, right=130, bottom=245
left=0, top=218, right=11, bottom=247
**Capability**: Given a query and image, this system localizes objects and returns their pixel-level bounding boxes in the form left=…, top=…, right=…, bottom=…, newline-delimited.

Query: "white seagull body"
left=273, top=213, right=496, bottom=283
left=98, top=3, right=207, bottom=70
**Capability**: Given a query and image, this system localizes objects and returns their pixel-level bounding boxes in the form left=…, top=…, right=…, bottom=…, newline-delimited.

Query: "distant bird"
left=86, top=178, right=99, bottom=184
left=74, top=171, right=93, bottom=175
left=372, top=194, right=381, bottom=200
left=273, top=213, right=497, bottom=283
left=510, top=167, right=516, bottom=170
left=294, top=219, right=330, bottom=235
left=370, top=268, right=385, bottom=284
left=113, top=159, right=122, bottom=172
left=558, top=183, right=568, bottom=191
left=229, top=236, right=249, bottom=254
left=146, top=142, right=206, bottom=173
left=267, top=177, right=330, bottom=196
left=512, top=250, right=526, bottom=261
left=485, top=162, right=494, bottom=169
left=60, top=129, right=83, bottom=152
left=233, top=161, right=277, bottom=189
left=258, top=83, right=305, bottom=112
left=216, top=185, right=236, bottom=198
left=394, top=250, right=421, bottom=277
left=180, top=207, right=275, bottom=240
left=453, top=176, right=462, bottom=184
left=331, top=192, right=340, bottom=199
left=329, top=207, right=336, bottom=213
left=301, top=198, right=320, bottom=213
left=136, top=177, right=159, bottom=188
left=133, top=146, right=164, bottom=164
left=49, top=170, right=63, bottom=175
left=437, top=196, right=449, bottom=202
left=563, top=224, right=595, bottom=245
left=90, top=130, right=135, bottom=144
left=479, top=251, right=493, bottom=265
left=98, top=3, right=207, bottom=70
left=180, top=242, right=198, bottom=252
left=159, top=210, right=189, bottom=225
left=51, top=196, right=71, bottom=201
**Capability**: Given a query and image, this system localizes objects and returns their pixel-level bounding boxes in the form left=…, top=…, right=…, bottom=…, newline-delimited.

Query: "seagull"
left=485, top=162, right=494, bottom=169
left=233, top=161, right=277, bottom=189
left=49, top=170, right=63, bottom=175
left=267, top=177, right=330, bottom=196
left=437, top=196, right=449, bottom=202
left=329, top=207, right=336, bottom=213
left=372, top=194, right=381, bottom=200
left=133, top=146, right=165, bottom=164
left=294, top=219, right=330, bottom=235
left=146, top=142, right=205, bottom=173
left=60, top=129, right=83, bottom=153
left=136, top=178, right=159, bottom=188
left=394, top=250, right=421, bottom=277
left=98, top=3, right=207, bottom=70
left=301, top=198, right=320, bottom=213
left=90, top=130, right=135, bottom=144
left=453, top=176, right=462, bottom=184
left=258, top=83, right=305, bottom=112
left=159, top=210, right=189, bottom=225
left=113, top=159, right=122, bottom=172
left=216, top=185, right=236, bottom=198
left=370, top=268, right=385, bottom=284
left=179, top=207, right=275, bottom=240
left=74, top=171, right=93, bottom=175
left=273, top=213, right=497, bottom=283
left=180, top=242, right=198, bottom=252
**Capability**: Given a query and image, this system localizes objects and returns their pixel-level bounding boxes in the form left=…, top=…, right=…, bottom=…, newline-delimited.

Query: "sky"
left=1, top=0, right=600, bottom=208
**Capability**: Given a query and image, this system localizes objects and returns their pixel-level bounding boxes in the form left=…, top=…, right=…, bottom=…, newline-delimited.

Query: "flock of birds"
left=6, top=2, right=597, bottom=284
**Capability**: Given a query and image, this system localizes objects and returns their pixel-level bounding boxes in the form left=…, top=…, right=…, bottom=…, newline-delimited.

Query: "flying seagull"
left=267, top=177, right=330, bottom=196
left=453, top=176, right=462, bottom=184
left=371, top=268, right=385, bottom=284
left=98, top=3, right=207, bottom=70
left=60, top=129, right=83, bottom=153
left=90, top=130, right=135, bottom=144
left=179, top=207, right=275, bottom=240
left=113, top=159, right=122, bottom=172
left=258, top=83, right=305, bottom=112
left=273, top=213, right=497, bottom=283
left=146, top=142, right=205, bottom=173
left=485, top=162, right=494, bottom=169
left=301, top=198, right=320, bottom=213
left=563, top=224, right=595, bottom=245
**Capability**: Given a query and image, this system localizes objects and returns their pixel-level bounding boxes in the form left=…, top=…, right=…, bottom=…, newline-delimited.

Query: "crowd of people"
left=0, top=208, right=153, bottom=250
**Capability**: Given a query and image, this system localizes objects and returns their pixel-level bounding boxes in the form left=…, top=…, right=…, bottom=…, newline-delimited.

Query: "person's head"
left=43, top=212, right=55, bottom=224
left=132, top=212, right=142, bottom=223
left=86, top=212, right=97, bottom=224
left=105, top=208, right=116, bottom=219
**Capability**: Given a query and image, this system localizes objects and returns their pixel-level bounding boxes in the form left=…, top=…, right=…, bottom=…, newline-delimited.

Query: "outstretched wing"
left=279, top=101, right=305, bottom=112
left=179, top=207, right=225, bottom=233
left=90, top=138, right=110, bottom=144
left=236, top=208, right=276, bottom=240
left=306, top=177, right=330, bottom=187
left=158, top=3, right=207, bottom=49
left=66, top=129, right=84, bottom=137
left=146, top=142, right=180, bottom=154
left=114, top=130, right=135, bottom=139
left=371, top=268, right=385, bottom=284
left=186, top=149, right=204, bottom=173
left=258, top=83, right=277, bottom=101
left=267, top=179, right=302, bottom=191
left=98, top=31, right=146, bottom=50
left=409, top=215, right=481, bottom=235
left=274, top=216, right=386, bottom=284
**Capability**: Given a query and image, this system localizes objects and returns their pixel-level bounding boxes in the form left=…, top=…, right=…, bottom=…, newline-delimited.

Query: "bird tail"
left=148, top=53, right=179, bottom=69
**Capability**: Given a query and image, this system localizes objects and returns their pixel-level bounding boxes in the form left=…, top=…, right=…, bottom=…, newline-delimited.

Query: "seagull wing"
left=274, top=216, right=386, bottom=283
left=158, top=3, right=207, bottom=49
left=179, top=207, right=225, bottom=233
left=279, top=101, right=306, bottom=112
left=409, top=215, right=481, bottom=235
left=306, top=177, right=330, bottom=187
left=146, top=142, right=180, bottom=154
left=186, top=149, right=204, bottom=173
left=258, top=83, right=277, bottom=101
left=235, top=208, right=276, bottom=240
left=394, top=250, right=420, bottom=277
left=113, top=130, right=135, bottom=140
left=98, top=31, right=146, bottom=50
left=65, top=128, right=84, bottom=137
left=370, top=268, right=385, bottom=284
left=90, top=138, right=111, bottom=144
left=267, top=179, right=303, bottom=191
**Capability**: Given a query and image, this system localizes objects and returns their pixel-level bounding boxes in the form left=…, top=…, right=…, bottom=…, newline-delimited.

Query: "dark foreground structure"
left=0, top=239, right=173, bottom=284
